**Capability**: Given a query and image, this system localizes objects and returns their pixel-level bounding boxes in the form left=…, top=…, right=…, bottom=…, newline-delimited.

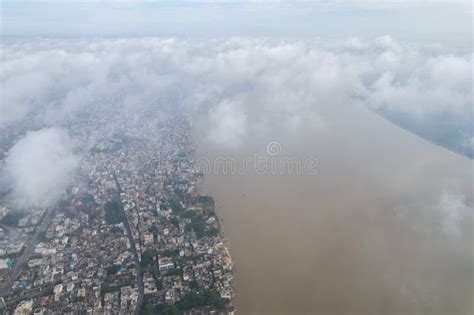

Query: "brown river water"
left=194, top=105, right=473, bottom=315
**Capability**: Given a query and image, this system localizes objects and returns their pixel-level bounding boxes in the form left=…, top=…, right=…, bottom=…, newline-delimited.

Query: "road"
left=0, top=207, right=55, bottom=297
left=113, top=175, right=144, bottom=315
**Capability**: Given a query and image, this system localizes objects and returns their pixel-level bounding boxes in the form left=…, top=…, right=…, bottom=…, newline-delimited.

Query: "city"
left=0, top=112, right=235, bottom=314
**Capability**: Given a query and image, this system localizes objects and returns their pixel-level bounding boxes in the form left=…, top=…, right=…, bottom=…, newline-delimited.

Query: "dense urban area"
left=0, top=111, right=235, bottom=314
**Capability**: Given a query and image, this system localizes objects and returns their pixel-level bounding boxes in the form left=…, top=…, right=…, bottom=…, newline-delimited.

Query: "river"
left=194, top=105, right=473, bottom=315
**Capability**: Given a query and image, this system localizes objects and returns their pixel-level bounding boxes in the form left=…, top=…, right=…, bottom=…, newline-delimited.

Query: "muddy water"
left=194, top=106, right=473, bottom=315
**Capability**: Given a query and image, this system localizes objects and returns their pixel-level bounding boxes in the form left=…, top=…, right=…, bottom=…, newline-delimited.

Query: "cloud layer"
left=0, top=36, right=472, bottom=207
left=1, top=37, right=471, bottom=146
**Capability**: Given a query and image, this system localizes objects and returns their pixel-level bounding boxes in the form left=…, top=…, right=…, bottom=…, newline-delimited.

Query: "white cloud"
left=207, top=100, right=248, bottom=148
left=0, top=37, right=471, bottom=147
left=2, top=128, right=78, bottom=208
left=438, top=192, right=472, bottom=238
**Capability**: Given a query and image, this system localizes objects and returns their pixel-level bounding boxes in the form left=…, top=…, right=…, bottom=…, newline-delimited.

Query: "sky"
left=0, top=0, right=472, bottom=49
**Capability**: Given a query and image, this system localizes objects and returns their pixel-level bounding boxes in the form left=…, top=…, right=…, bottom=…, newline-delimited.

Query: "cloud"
left=0, top=37, right=471, bottom=149
left=367, top=53, right=472, bottom=116
left=207, top=100, right=247, bottom=148
left=438, top=192, right=473, bottom=238
left=1, top=128, right=78, bottom=208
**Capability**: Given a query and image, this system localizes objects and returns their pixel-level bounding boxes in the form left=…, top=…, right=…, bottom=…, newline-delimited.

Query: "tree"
left=156, top=304, right=179, bottom=315
left=206, top=227, right=219, bottom=237
left=203, top=289, right=229, bottom=310
left=170, top=217, right=179, bottom=227
left=189, top=280, right=199, bottom=291
left=155, top=278, right=163, bottom=290
left=169, top=198, right=184, bottom=214
left=140, top=303, right=156, bottom=315
left=175, top=292, right=203, bottom=310
left=104, top=200, right=125, bottom=225
left=174, top=289, right=229, bottom=311
left=0, top=210, right=23, bottom=227
left=141, top=249, right=156, bottom=268
left=107, top=264, right=121, bottom=276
